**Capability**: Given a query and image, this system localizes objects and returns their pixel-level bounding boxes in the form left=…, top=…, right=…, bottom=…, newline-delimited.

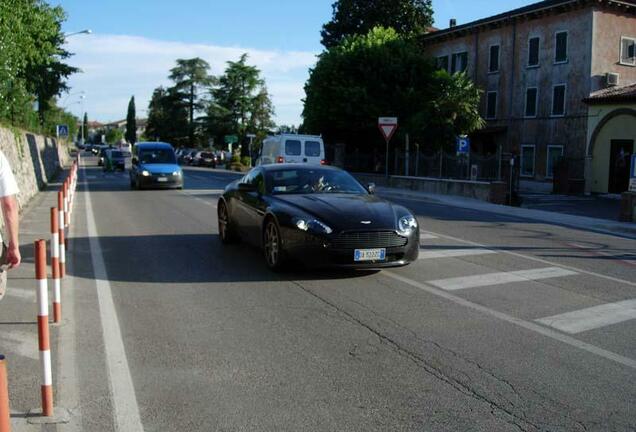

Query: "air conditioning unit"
left=606, top=72, right=620, bottom=87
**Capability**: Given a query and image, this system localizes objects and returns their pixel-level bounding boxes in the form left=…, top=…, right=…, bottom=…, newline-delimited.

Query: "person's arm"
left=1, top=195, right=20, bottom=268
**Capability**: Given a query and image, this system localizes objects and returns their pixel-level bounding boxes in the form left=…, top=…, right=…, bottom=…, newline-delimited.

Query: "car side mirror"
left=368, top=183, right=376, bottom=194
left=238, top=182, right=256, bottom=192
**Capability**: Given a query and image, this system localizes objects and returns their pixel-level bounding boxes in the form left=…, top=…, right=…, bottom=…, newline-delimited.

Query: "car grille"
left=330, top=231, right=407, bottom=249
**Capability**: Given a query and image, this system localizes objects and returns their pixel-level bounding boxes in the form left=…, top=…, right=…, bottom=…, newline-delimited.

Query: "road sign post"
left=378, top=117, right=398, bottom=178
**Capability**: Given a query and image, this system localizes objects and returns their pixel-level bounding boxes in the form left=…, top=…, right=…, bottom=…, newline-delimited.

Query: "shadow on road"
left=63, top=234, right=378, bottom=284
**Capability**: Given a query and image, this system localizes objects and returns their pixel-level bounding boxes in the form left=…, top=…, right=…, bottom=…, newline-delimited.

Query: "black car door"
left=242, top=170, right=267, bottom=245
left=233, top=171, right=256, bottom=237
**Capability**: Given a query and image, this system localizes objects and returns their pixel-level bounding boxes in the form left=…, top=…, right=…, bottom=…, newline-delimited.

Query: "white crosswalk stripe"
left=536, top=299, right=636, bottom=334
left=428, top=267, right=577, bottom=291
left=418, top=248, right=496, bottom=260
left=419, top=233, right=438, bottom=240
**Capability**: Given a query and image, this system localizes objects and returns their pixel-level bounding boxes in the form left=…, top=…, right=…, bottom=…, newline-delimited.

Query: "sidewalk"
left=520, top=192, right=622, bottom=221
left=376, top=186, right=636, bottom=239
left=0, top=172, right=72, bottom=430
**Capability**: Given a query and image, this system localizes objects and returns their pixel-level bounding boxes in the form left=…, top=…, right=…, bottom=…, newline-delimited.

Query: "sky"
left=57, top=0, right=537, bottom=126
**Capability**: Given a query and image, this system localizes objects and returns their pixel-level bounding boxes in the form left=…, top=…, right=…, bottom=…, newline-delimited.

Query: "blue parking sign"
left=56, top=124, right=69, bottom=138
left=631, top=154, right=636, bottom=179
left=456, top=136, right=470, bottom=154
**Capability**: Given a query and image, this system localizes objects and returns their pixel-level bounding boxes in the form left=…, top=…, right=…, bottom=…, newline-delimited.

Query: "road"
left=58, top=156, right=635, bottom=431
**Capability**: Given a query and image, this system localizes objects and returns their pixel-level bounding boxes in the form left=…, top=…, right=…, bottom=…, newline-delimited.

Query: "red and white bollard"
left=57, top=192, right=66, bottom=279
left=0, top=355, right=10, bottom=432
left=34, top=240, right=53, bottom=417
left=50, top=208, right=61, bottom=323
left=63, top=182, right=69, bottom=229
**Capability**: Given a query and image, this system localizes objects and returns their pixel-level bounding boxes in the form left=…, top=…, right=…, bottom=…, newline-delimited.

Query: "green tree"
left=0, top=0, right=78, bottom=129
left=105, top=128, right=123, bottom=145
left=168, top=58, right=215, bottom=146
left=145, top=86, right=189, bottom=146
left=303, top=27, right=483, bottom=154
left=208, top=54, right=274, bottom=154
left=125, top=96, right=137, bottom=144
left=82, top=112, right=88, bottom=143
left=321, top=0, right=433, bottom=48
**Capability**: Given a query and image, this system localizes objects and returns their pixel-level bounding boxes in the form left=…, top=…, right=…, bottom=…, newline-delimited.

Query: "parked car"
left=257, top=134, right=326, bottom=166
left=193, top=151, right=217, bottom=167
left=182, top=150, right=198, bottom=165
left=129, top=142, right=183, bottom=190
left=97, top=146, right=112, bottom=166
left=217, top=164, right=419, bottom=270
left=103, top=149, right=126, bottom=171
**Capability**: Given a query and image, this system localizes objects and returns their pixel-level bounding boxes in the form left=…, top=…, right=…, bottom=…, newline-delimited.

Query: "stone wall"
left=355, top=173, right=508, bottom=205
left=0, top=125, right=70, bottom=211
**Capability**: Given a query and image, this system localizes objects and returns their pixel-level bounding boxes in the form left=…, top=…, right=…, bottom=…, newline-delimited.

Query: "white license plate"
left=354, top=248, right=386, bottom=262
left=157, top=177, right=168, bottom=182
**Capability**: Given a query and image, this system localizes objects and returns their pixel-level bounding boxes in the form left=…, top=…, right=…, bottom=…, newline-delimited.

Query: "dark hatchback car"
left=218, top=164, right=419, bottom=270
left=104, top=149, right=126, bottom=171
left=129, top=142, right=183, bottom=189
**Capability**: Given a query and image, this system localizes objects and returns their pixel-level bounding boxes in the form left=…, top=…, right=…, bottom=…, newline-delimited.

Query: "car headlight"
left=172, top=171, right=181, bottom=176
left=141, top=170, right=151, bottom=177
left=398, top=215, right=417, bottom=235
left=293, top=217, right=333, bottom=234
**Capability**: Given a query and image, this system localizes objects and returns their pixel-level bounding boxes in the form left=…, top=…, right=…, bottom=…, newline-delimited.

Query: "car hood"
left=273, top=193, right=398, bottom=231
left=140, top=163, right=179, bottom=174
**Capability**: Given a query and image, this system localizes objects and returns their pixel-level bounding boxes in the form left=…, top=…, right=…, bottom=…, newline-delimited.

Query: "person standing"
left=0, top=150, right=20, bottom=301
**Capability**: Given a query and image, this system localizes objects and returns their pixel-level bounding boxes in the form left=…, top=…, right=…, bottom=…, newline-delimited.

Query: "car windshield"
left=266, top=168, right=367, bottom=195
left=139, top=149, right=176, bottom=164
left=111, top=151, right=124, bottom=158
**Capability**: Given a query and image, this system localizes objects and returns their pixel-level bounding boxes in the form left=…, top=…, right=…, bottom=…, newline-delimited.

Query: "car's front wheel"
left=263, top=219, right=286, bottom=271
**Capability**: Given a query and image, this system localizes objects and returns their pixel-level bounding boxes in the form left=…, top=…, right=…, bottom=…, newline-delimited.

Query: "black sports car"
left=217, top=164, right=419, bottom=270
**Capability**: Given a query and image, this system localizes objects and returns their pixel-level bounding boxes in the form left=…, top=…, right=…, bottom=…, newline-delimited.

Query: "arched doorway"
left=588, top=108, right=636, bottom=194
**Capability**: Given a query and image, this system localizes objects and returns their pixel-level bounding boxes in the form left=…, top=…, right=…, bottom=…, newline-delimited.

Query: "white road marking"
left=536, top=299, right=636, bottom=334
left=58, top=202, right=81, bottom=431
left=85, top=170, right=144, bottom=432
left=420, top=229, right=636, bottom=288
left=0, top=330, right=38, bottom=360
left=428, top=267, right=577, bottom=291
left=419, top=233, right=438, bottom=240
left=181, top=191, right=218, bottom=208
left=5, top=287, right=35, bottom=301
left=418, top=248, right=496, bottom=260
left=383, top=271, right=636, bottom=370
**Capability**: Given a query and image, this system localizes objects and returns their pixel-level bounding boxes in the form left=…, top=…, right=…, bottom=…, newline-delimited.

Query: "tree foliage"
left=303, top=27, right=484, bottom=153
left=105, top=127, right=123, bottom=145
left=145, top=86, right=189, bottom=145
left=321, top=0, right=433, bottom=48
left=0, top=0, right=79, bottom=133
left=125, top=96, right=137, bottom=144
left=207, top=54, right=274, bottom=153
left=168, top=58, right=214, bottom=146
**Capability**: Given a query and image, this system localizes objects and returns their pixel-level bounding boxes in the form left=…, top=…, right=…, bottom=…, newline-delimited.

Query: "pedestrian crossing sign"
left=56, top=124, right=69, bottom=138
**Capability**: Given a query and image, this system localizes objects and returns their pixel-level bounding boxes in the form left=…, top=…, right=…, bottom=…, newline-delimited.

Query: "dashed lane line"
left=536, top=299, right=636, bottom=334
left=428, top=267, right=577, bottom=291
left=418, top=248, right=496, bottom=260
left=383, top=271, right=636, bottom=370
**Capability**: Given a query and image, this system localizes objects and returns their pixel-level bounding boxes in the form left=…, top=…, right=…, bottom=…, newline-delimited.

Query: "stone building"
left=420, top=0, right=636, bottom=193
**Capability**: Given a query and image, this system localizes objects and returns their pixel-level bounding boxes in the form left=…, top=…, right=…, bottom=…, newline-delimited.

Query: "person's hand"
left=6, top=244, right=20, bottom=269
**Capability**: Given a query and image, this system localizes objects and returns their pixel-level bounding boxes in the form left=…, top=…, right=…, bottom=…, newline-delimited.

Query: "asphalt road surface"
left=61, top=155, right=635, bottom=431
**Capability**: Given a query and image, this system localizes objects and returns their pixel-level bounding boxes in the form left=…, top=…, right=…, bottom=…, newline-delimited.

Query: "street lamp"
left=63, top=29, right=92, bottom=38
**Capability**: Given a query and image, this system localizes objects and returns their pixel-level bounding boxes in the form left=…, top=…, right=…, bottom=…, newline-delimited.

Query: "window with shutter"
left=528, top=37, right=540, bottom=67
left=555, top=31, right=568, bottom=63
left=489, top=45, right=500, bottom=73
left=620, top=37, right=636, bottom=66
left=551, top=85, right=566, bottom=117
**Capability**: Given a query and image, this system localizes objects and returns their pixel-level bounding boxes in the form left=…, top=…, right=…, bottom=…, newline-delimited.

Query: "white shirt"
left=0, top=151, right=19, bottom=198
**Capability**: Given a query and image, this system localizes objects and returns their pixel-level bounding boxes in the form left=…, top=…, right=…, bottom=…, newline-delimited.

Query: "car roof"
left=134, top=142, right=174, bottom=150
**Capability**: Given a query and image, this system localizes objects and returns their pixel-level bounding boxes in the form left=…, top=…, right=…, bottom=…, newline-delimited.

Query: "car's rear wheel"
left=218, top=201, right=238, bottom=244
left=263, top=219, right=286, bottom=271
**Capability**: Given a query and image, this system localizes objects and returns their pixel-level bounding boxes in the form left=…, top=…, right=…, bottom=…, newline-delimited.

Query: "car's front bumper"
left=281, top=228, right=419, bottom=269
left=138, top=174, right=183, bottom=189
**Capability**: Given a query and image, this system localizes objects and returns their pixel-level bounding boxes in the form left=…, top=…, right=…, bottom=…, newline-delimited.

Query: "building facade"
left=420, top=0, right=636, bottom=193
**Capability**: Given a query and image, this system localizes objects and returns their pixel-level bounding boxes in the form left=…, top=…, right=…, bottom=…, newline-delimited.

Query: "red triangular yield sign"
left=378, top=123, right=397, bottom=142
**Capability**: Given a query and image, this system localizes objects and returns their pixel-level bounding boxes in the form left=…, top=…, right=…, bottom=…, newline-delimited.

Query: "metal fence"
left=345, top=150, right=503, bottom=181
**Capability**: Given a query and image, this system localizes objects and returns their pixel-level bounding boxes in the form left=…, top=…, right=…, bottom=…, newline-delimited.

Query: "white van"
left=257, top=134, right=326, bottom=165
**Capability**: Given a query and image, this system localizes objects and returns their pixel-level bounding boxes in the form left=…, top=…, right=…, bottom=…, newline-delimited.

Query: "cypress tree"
left=125, top=96, right=137, bottom=144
